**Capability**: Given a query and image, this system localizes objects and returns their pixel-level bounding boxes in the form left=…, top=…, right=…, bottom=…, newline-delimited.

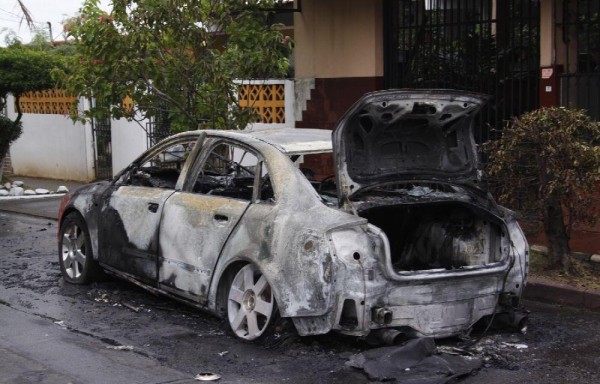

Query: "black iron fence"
left=146, top=111, right=172, bottom=149
left=555, top=0, right=600, bottom=120
left=92, top=115, right=113, bottom=180
left=384, top=0, right=540, bottom=143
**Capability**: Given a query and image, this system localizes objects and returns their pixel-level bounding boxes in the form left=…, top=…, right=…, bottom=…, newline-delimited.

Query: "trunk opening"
left=359, top=202, right=506, bottom=271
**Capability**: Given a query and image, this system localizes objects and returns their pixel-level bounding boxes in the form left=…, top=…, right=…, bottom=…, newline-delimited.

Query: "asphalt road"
left=1, top=210, right=599, bottom=383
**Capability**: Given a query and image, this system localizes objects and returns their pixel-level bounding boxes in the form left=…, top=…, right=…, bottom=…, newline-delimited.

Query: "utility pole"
left=47, top=21, right=54, bottom=44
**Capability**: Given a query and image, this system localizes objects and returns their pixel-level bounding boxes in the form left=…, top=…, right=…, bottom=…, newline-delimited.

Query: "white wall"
left=7, top=95, right=96, bottom=182
left=110, top=117, right=149, bottom=176
left=7, top=79, right=294, bottom=181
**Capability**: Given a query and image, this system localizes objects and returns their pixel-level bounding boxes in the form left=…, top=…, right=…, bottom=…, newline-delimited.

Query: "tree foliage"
left=485, top=107, right=600, bottom=273
left=0, top=43, right=66, bottom=179
left=0, top=47, right=63, bottom=112
left=57, top=0, right=292, bottom=132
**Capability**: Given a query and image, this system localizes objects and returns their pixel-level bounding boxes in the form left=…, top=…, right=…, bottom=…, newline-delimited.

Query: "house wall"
left=6, top=95, right=95, bottom=182
left=111, top=118, right=149, bottom=176
left=295, top=0, right=383, bottom=79
left=294, top=0, right=385, bottom=177
left=294, top=0, right=384, bottom=129
left=540, top=0, right=553, bottom=67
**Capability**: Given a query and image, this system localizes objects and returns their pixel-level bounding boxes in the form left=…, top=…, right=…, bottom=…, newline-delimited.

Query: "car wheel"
left=227, top=263, right=277, bottom=341
left=59, top=212, right=102, bottom=284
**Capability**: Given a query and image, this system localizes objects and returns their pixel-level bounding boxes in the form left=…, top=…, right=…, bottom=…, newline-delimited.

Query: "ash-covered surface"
left=1, top=212, right=600, bottom=383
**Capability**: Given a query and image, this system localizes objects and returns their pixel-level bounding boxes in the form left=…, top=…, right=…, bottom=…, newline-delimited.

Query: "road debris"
left=218, top=351, right=229, bottom=357
left=347, top=338, right=482, bottom=383
left=197, top=329, right=225, bottom=337
left=121, top=300, right=141, bottom=313
left=194, top=372, right=221, bottom=381
left=106, top=345, right=134, bottom=351
left=501, top=342, right=529, bottom=349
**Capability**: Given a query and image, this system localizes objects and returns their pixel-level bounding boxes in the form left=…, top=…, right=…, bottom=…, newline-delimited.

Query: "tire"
left=58, top=212, right=102, bottom=284
left=227, top=263, right=278, bottom=341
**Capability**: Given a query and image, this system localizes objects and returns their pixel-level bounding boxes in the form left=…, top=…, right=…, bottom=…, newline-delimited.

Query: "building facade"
left=294, top=0, right=599, bottom=132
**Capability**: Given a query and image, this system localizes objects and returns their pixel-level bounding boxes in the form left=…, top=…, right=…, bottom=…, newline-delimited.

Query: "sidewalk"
left=524, top=276, right=600, bottom=311
left=0, top=177, right=86, bottom=219
left=1, top=176, right=85, bottom=193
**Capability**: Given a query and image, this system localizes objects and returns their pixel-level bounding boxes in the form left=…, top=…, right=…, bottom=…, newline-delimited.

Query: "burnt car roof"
left=243, top=128, right=332, bottom=155
left=161, top=128, right=333, bottom=156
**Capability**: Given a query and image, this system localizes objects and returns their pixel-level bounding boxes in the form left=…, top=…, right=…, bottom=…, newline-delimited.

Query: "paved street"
left=0, top=210, right=599, bottom=383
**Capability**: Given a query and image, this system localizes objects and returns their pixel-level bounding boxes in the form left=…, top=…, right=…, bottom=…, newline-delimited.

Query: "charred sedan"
left=58, top=90, right=528, bottom=341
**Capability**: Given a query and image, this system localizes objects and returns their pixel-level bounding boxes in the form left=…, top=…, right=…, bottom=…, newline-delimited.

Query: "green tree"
left=56, top=0, right=292, bottom=132
left=0, top=45, right=65, bottom=180
left=486, top=108, right=600, bottom=274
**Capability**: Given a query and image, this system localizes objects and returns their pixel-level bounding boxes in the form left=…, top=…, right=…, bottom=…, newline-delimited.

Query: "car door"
left=99, top=137, right=199, bottom=284
left=157, top=139, right=265, bottom=303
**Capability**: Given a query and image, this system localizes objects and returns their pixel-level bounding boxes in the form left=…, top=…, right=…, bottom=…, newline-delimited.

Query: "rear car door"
left=158, top=139, right=266, bottom=303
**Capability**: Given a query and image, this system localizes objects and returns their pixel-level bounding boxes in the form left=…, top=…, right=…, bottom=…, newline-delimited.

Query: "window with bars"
left=556, top=0, right=600, bottom=120
left=384, top=0, right=540, bottom=142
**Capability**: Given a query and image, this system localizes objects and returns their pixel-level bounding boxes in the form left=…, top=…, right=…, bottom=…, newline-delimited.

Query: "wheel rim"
left=61, top=223, right=87, bottom=280
left=227, top=264, right=274, bottom=340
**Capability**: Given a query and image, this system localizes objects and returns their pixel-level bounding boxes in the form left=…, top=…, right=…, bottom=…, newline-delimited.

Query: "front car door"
left=158, top=138, right=268, bottom=303
left=99, top=136, right=200, bottom=284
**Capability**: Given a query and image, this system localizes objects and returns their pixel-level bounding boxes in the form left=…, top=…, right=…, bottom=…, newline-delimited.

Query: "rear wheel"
left=59, top=212, right=102, bottom=284
left=227, top=264, right=277, bottom=341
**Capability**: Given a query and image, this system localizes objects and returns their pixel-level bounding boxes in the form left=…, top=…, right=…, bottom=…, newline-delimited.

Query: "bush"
left=485, top=107, right=600, bottom=274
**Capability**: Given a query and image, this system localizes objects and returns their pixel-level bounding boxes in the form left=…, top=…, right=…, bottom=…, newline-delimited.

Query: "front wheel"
left=227, top=264, right=277, bottom=341
left=59, top=212, right=102, bottom=284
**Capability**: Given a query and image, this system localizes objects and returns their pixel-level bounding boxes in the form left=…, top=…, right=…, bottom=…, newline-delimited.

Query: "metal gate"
left=145, top=109, right=172, bottom=149
left=92, top=115, right=113, bottom=180
left=555, top=0, right=600, bottom=120
left=384, top=0, right=540, bottom=142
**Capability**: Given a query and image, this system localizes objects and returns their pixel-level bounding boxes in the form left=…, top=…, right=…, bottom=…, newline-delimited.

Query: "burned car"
left=58, top=90, right=528, bottom=342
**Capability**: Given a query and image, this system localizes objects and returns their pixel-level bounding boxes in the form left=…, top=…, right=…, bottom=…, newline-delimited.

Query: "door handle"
left=148, top=202, right=159, bottom=213
left=213, top=214, right=229, bottom=223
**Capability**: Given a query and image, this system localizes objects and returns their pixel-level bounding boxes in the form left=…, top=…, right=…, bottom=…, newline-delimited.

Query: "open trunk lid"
left=332, top=89, right=489, bottom=200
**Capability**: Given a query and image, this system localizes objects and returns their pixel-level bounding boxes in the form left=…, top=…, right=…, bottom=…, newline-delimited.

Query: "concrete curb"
left=524, top=276, right=600, bottom=312
left=0, top=193, right=67, bottom=201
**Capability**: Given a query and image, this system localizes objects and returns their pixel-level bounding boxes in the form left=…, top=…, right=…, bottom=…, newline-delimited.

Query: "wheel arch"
left=209, top=256, right=286, bottom=319
left=214, top=259, right=248, bottom=317
left=58, top=209, right=103, bottom=284
left=59, top=207, right=100, bottom=262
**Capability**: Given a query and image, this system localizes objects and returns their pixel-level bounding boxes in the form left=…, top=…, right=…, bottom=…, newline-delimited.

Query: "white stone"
left=35, top=188, right=50, bottom=195
left=591, top=254, right=600, bottom=264
left=10, top=187, right=24, bottom=196
left=4, top=182, right=11, bottom=190
left=24, top=189, right=36, bottom=195
left=12, top=181, right=24, bottom=187
left=57, top=186, right=69, bottom=193
left=0, top=190, right=8, bottom=196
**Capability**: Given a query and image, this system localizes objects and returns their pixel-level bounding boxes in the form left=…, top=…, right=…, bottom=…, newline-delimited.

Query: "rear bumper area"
left=330, top=272, right=506, bottom=337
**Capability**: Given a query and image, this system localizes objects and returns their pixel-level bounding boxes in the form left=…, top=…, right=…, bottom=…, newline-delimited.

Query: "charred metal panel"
left=66, top=182, right=112, bottom=261
left=332, top=90, right=488, bottom=200
left=100, top=186, right=175, bottom=282
left=158, top=192, right=249, bottom=301
left=207, top=140, right=365, bottom=319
